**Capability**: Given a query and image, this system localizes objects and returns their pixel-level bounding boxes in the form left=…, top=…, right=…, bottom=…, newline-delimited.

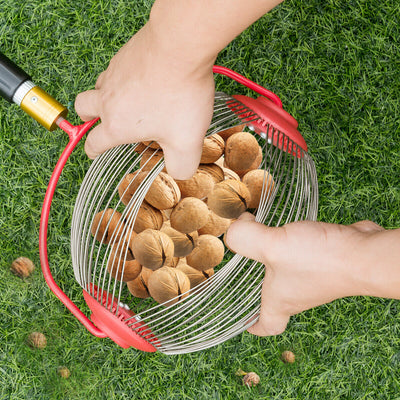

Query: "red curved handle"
left=39, top=118, right=107, bottom=338
left=212, top=65, right=283, bottom=108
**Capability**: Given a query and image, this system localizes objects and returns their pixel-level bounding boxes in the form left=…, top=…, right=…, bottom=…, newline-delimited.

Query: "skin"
left=74, top=0, right=283, bottom=180
left=226, top=213, right=400, bottom=336
left=75, top=0, right=400, bottom=337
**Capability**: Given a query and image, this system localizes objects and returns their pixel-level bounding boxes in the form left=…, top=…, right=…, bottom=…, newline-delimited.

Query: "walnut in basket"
left=147, top=266, right=191, bottom=306
left=207, top=179, right=251, bottom=219
left=131, top=229, right=174, bottom=270
left=170, top=197, right=209, bottom=234
left=161, top=221, right=198, bottom=258
left=186, top=234, right=225, bottom=271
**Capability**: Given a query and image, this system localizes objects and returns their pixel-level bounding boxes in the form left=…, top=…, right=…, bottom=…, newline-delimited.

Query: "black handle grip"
left=0, top=52, right=31, bottom=103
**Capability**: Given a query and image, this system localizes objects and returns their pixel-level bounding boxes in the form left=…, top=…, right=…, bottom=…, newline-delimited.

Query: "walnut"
left=119, top=171, right=180, bottom=210
left=127, top=201, right=163, bottom=233
left=176, top=262, right=214, bottom=289
left=198, top=163, right=224, bottom=183
left=281, top=350, right=295, bottom=364
left=107, top=244, right=142, bottom=282
left=91, top=208, right=125, bottom=244
left=161, top=221, right=198, bottom=257
left=207, top=179, right=251, bottom=219
left=142, top=140, right=161, bottom=149
left=198, top=209, right=232, bottom=237
left=242, top=169, right=275, bottom=208
left=147, top=266, right=191, bottom=306
left=27, top=332, right=47, bottom=349
left=57, top=366, right=71, bottom=379
left=140, top=148, right=165, bottom=171
left=200, top=133, right=225, bottom=164
left=233, top=146, right=263, bottom=178
left=223, top=167, right=241, bottom=181
left=186, top=234, right=225, bottom=271
left=10, top=257, right=34, bottom=278
left=118, top=170, right=142, bottom=205
left=243, top=372, right=260, bottom=387
left=175, top=169, right=214, bottom=199
left=170, top=197, right=209, bottom=233
left=131, top=229, right=174, bottom=270
left=224, top=132, right=261, bottom=172
left=217, top=123, right=246, bottom=141
left=127, top=267, right=153, bottom=298
left=145, top=172, right=181, bottom=210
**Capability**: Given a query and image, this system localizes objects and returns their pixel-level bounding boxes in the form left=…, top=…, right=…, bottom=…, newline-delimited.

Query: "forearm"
left=148, top=0, right=283, bottom=72
left=359, top=228, right=400, bottom=299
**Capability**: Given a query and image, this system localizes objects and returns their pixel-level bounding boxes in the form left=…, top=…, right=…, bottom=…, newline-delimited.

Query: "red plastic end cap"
left=83, top=289, right=158, bottom=352
left=233, top=95, right=308, bottom=154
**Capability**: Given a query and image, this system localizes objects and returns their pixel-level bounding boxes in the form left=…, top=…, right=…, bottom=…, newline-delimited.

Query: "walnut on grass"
left=10, top=257, right=34, bottom=278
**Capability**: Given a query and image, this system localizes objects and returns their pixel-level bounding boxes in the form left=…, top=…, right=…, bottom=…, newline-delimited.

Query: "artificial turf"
left=0, top=0, right=399, bottom=399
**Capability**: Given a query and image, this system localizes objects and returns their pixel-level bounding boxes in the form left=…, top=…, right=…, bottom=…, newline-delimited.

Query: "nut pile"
left=91, top=126, right=275, bottom=307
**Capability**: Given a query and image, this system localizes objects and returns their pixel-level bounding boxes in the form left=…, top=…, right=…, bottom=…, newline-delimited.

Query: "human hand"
left=74, top=23, right=215, bottom=180
left=226, top=213, right=385, bottom=336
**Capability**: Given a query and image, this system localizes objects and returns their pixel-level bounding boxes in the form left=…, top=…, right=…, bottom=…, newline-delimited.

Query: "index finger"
left=74, top=89, right=101, bottom=121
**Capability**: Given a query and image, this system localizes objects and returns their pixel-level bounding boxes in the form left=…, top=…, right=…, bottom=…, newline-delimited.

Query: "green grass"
left=1, top=0, right=400, bottom=398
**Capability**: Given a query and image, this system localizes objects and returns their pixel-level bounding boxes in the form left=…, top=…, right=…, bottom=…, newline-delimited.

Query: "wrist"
left=147, top=7, right=217, bottom=80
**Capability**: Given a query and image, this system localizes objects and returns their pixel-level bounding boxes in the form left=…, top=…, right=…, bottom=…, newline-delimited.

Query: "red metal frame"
left=39, top=66, right=307, bottom=349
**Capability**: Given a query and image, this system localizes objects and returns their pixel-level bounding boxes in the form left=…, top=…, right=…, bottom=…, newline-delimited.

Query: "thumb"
left=161, top=139, right=203, bottom=180
left=226, top=212, right=285, bottom=264
left=247, top=311, right=290, bottom=337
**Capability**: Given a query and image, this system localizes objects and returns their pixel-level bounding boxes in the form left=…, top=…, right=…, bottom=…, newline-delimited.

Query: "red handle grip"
left=212, top=65, right=283, bottom=108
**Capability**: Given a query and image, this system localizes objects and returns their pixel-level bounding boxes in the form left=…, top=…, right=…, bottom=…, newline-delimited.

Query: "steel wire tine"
left=89, top=145, right=140, bottom=303
left=71, top=144, right=116, bottom=285
left=146, top=255, right=259, bottom=340
left=307, top=153, right=319, bottom=220
left=132, top=253, right=246, bottom=328
left=159, top=260, right=265, bottom=346
left=107, top=159, right=165, bottom=314
left=88, top=145, right=139, bottom=301
left=265, top=130, right=291, bottom=226
left=114, top=159, right=166, bottom=316
left=254, top=139, right=277, bottom=224
left=285, top=141, right=301, bottom=224
left=165, top=281, right=264, bottom=353
left=73, top=144, right=129, bottom=287
left=295, top=144, right=309, bottom=222
left=75, top=143, right=138, bottom=290
left=163, top=278, right=264, bottom=353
